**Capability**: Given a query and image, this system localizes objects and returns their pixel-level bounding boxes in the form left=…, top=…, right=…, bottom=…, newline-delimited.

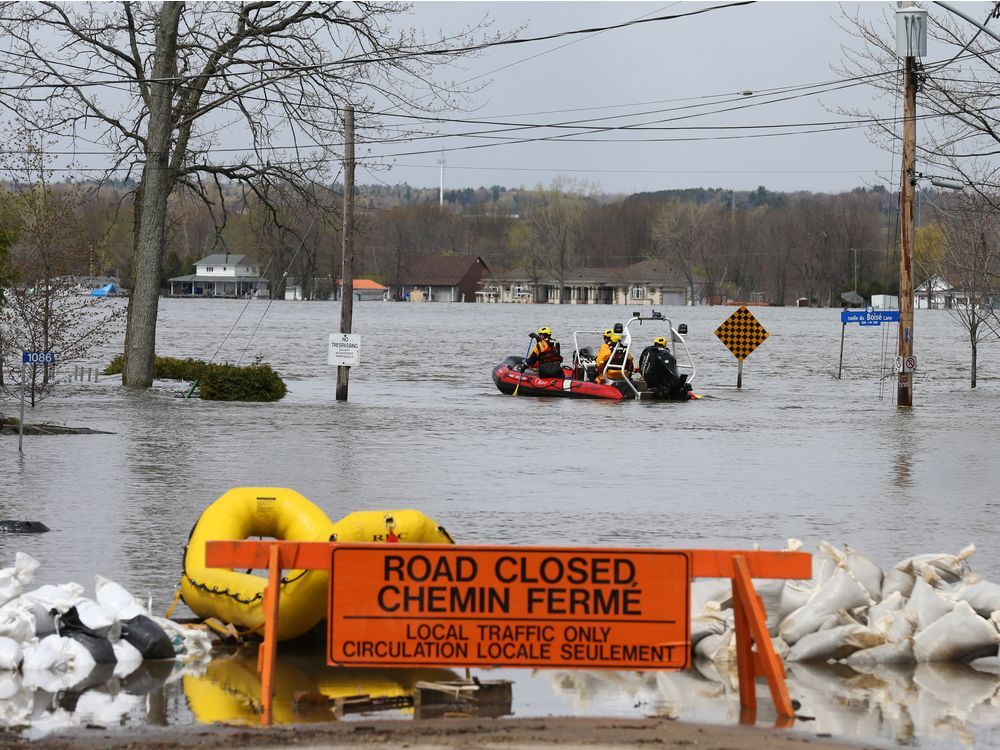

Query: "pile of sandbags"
left=0, top=552, right=212, bottom=690
left=691, top=540, right=1000, bottom=669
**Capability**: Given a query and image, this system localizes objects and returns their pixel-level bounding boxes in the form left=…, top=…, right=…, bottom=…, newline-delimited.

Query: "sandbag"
left=21, top=583, right=85, bottom=635
left=21, top=638, right=70, bottom=673
left=870, top=608, right=916, bottom=643
left=0, top=598, right=35, bottom=642
left=54, top=607, right=116, bottom=665
left=691, top=581, right=732, bottom=615
left=778, top=581, right=814, bottom=623
left=844, top=545, right=883, bottom=602
left=72, top=598, right=119, bottom=640
left=755, top=580, right=785, bottom=635
left=786, top=623, right=884, bottom=662
left=0, top=637, right=22, bottom=670
left=120, top=615, right=174, bottom=660
left=844, top=638, right=915, bottom=667
left=779, top=567, right=872, bottom=645
left=913, top=601, right=1000, bottom=662
left=693, top=631, right=733, bottom=663
left=867, top=590, right=904, bottom=626
left=111, top=639, right=144, bottom=679
left=153, top=616, right=212, bottom=662
left=0, top=552, right=40, bottom=608
left=954, top=574, right=1000, bottom=618
left=907, top=577, right=955, bottom=631
left=881, top=546, right=975, bottom=599
left=95, top=576, right=146, bottom=620
left=969, top=655, right=1000, bottom=675
left=691, top=609, right=730, bottom=648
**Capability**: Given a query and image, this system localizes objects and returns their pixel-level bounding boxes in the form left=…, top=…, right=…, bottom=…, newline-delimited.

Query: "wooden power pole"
left=897, top=53, right=916, bottom=407
left=895, top=4, right=924, bottom=408
left=336, top=106, right=355, bottom=402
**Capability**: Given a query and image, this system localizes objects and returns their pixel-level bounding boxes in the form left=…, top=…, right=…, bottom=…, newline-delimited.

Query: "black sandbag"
left=120, top=615, right=175, bottom=660
left=53, top=606, right=117, bottom=665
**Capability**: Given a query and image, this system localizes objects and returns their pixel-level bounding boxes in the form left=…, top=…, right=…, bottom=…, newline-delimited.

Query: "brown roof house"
left=391, top=255, right=489, bottom=302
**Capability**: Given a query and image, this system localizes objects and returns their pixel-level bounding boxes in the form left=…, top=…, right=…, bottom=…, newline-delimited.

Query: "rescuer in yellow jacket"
left=595, top=332, right=633, bottom=384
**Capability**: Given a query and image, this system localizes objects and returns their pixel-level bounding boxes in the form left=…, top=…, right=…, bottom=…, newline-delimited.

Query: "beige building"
left=477, top=260, right=705, bottom=305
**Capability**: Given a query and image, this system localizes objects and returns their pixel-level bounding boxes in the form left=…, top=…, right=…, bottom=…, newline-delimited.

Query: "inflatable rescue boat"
left=493, top=311, right=697, bottom=401
left=181, top=487, right=454, bottom=641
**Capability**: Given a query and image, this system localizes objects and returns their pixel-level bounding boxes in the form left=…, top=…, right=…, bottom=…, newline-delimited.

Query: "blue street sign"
left=841, top=308, right=900, bottom=326
left=22, top=352, right=57, bottom=364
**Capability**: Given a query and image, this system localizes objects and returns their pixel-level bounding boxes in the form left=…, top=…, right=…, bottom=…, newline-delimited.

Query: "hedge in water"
left=104, top=355, right=287, bottom=402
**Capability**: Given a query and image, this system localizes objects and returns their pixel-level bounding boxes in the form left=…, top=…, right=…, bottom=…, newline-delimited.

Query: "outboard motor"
left=639, top=345, right=690, bottom=399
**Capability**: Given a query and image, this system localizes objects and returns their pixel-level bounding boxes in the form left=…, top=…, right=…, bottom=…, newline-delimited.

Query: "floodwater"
left=2, top=298, right=1000, bottom=746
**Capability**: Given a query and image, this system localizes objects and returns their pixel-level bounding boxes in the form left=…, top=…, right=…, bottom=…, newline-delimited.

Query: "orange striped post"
left=205, top=542, right=809, bottom=726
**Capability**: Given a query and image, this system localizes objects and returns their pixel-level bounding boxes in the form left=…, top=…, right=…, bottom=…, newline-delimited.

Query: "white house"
left=168, top=254, right=269, bottom=298
left=915, top=275, right=970, bottom=309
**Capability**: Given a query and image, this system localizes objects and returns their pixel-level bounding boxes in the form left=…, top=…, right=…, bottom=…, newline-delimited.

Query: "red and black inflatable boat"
left=492, top=356, right=630, bottom=400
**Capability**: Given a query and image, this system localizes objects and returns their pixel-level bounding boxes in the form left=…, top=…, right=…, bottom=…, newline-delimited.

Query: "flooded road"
left=2, top=298, right=999, bottom=746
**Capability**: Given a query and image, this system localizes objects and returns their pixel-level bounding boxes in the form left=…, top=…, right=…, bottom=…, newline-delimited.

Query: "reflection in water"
left=545, top=660, right=1000, bottom=748
left=5, top=301, right=1000, bottom=747
left=183, top=648, right=459, bottom=725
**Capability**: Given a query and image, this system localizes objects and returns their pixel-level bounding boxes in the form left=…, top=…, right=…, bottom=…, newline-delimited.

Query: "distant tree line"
left=0, top=176, right=935, bottom=307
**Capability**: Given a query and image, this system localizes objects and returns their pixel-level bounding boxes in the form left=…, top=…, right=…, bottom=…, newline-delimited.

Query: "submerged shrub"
left=103, top=354, right=286, bottom=401
left=199, top=362, right=287, bottom=402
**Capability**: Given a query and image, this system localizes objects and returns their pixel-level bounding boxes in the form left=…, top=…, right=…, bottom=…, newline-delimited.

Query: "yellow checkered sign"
left=715, top=306, right=768, bottom=361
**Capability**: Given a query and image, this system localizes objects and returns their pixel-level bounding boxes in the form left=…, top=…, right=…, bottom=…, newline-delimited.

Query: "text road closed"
left=328, top=544, right=689, bottom=670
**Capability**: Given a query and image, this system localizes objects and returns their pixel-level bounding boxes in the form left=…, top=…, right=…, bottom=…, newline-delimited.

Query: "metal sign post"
left=714, top=306, right=769, bottom=389
left=19, top=352, right=57, bottom=453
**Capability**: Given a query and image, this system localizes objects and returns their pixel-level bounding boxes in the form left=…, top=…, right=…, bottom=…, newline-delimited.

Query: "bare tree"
left=934, top=192, right=1000, bottom=387
left=0, top=2, right=503, bottom=387
left=530, top=179, right=587, bottom=304
left=0, top=130, right=123, bottom=402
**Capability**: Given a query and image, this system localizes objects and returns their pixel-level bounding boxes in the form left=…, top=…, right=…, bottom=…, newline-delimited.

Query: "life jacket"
left=531, top=337, right=562, bottom=365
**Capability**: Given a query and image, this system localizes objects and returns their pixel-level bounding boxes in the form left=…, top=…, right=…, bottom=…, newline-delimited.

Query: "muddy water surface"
left=2, top=299, right=999, bottom=746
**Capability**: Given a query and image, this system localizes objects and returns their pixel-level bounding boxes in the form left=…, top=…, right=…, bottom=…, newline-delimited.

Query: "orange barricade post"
left=205, top=542, right=810, bottom=727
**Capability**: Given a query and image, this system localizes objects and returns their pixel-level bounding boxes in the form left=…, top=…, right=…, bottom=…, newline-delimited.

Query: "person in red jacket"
left=526, top=326, right=564, bottom=377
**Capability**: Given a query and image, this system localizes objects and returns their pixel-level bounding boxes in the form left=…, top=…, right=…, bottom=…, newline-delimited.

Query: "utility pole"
left=896, top=4, right=925, bottom=408
left=438, top=152, right=446, bottom=207
left=336, top=106, right=355, bottom=402
left=853, top=248, right=859, bottom=294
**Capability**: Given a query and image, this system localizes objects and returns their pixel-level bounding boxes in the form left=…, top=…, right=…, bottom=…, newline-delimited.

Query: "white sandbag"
left=844, top=545, right=883, bottom=602
left=867, top=590, right=905, bottom=626
left=21, top=638, right=69, bottom=673
left=75, top=689, right=145, bottom=726
left=0, top=598, right=35, bottom=642
left=914, top=601, right=1000, bottom=662
left=871, top=608, right=917, bottom=643
left=844, top=637, right=915, bottom=667
left=95, top=576, right=147, bottom=620
left=814, top=541, right=845, bottom=587
left=22, top=583, right=85, bottom=635
left=969, top=655, right=1000, bottom=675
left=778, top=580, right=814, bottom=622
left=786, top=623, right=884, bottom=662
left=752, top=580, right=785, bottom=635
left=0, top=637, right=22, bottom=670
left=907, top=577, right=955, bottom=631
left=779, top=567, right=872, bottom=645
left=691, top=609, right=730, bottom=648
left=693, top=631, right=733, bottom=663
left=0, top=674, right=30, bottom=728
left=111, top=639, right=143, bottom=679
left=0, top=552, right=40, bottom=607
left=954, top=574, right=1000, bottom=618
left=152, top=616, right=212, bottom=662
left=882, top=546, right=975, bottom=599
left=72, top=597, right=119, bottom=640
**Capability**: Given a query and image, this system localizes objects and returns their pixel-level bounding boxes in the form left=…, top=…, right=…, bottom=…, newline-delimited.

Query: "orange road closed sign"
left=328, top=544, right=690, bottom=670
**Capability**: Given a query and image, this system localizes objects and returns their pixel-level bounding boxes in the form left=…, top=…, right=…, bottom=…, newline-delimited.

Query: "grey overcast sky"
left=353, top=1, right=970, bottom=195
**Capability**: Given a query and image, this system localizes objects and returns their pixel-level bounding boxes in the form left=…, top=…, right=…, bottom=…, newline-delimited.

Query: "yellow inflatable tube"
left=181, top=487, right=454, bottom=641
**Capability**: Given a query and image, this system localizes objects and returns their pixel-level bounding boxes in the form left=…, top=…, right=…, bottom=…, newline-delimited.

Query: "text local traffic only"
left=328, top=545, right=690, bottom=670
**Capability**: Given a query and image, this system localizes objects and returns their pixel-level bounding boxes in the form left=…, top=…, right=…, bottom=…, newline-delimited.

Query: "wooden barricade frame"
left=205, top=541, right=810, bottom=726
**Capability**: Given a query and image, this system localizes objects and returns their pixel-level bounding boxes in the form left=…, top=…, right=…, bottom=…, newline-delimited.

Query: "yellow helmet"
left=603, top=328, right=614, bottom=339
left=538, top=326, right=552, bottom=337
left=653, top=337, right=668, bottom=347
left=608, top=333, right=621, bottom=344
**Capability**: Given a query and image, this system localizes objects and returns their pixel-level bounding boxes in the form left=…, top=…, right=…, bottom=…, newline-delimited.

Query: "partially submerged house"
left=477, top=260, right=703, bottom=305
left=390, top=255, right=489, bottom=302
left=167, top=254, right=268, bottom=298
left=331, top=279, right=389, bottom=301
